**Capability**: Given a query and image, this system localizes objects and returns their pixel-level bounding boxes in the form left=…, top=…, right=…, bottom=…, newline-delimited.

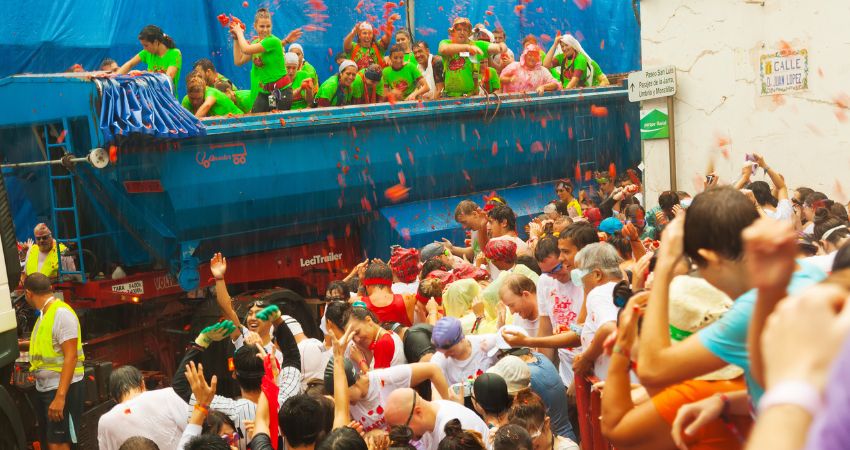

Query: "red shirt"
left=369, top=332, right=397, bottom=369
left=363, top=294, right=411, bottom=326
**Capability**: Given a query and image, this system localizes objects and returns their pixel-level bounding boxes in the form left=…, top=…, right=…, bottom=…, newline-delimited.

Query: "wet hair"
left=418, top=277, right=444, bottom=300
left=832, top=242, right=850, bottom=271
left=326, top=280, right=351, bottom=301
left=23, top=273, right=52, bottom=295
left=607, top=232, right=632, bottom=259
left=438, top=419, right=486, bottom=450
left=553, top=200, right=570, bottom=216
left=493, top=424, right=533, bottom=450
left=795, top=187, right=815, bottom=204
left=309, top=392, right=336, bottom=442
left=233, top=345, right=265, bottom=392
left=281, top=395, right=324, bottom=447
left=747, top=181, right=778, bottom=207
left=414, top=40, right=430, bottom=51
left=507, top=389, right=547, bottom=428
left=365, top=260, right=393, bottom=283
left=389, top=425, right=416, bottom=450
left=813, top=209, right=850, bottom=245
left=347, top=306, right=380, bottom=325
left=534, top=236, right=560, bottom=262
left=684, top=186, right=759, bottom=266
left=516, top=255, right=541, bottom=275
left=138, top=25, right=175, bottom=49
left=316, top=426, right=368, bottom=450
left=334, top=52, right=347, bottom=64
left=346, top=276, right=361, bottom=295
left=100, top=58, right=117, bottom=69
left=390, top=43, right=406, bottom=55
left=185, top=434, right=229, bottom=450
left=325, top=301, right=352, bottom=331
left=454, top=200, right=480, bottom=220
left=395, top=29, right=412, bottom=40
left=202, top=410, right=236, bottom=436
left=255, top=7, right=272, bottom=21
left=658, top=190, right=681, bottom=213
left=108, top=366, right=144, bottom=402
left=187, top=75, right=206, bottom=95
left=560, top=222, right=600, bottom=250
left=119, top=437, right=160, bottom=450
left=193, top=58, right=215, bottom=73
left=488, top=205, right=517, bottom=232
left=420, top=259, right=450, bottom=279
left=502, top=273, right=537, bottom=296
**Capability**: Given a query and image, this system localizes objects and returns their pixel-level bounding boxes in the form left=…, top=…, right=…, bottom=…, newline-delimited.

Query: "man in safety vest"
left=23, top=223, right=75, bottom=282
left=24, top=273, right=85, bottom=449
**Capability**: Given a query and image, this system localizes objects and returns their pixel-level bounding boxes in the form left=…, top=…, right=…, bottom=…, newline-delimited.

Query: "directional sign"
left=628, top=66, right=677, bottom=102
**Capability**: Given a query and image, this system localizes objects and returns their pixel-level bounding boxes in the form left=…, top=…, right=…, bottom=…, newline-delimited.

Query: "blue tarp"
left=0, top=0, right=640, bottom=99
left=95, top=73, right=205, bottom=141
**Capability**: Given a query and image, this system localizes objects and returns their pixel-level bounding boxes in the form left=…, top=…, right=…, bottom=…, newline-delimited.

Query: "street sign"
left=628, top=66, right=677, bottom=102
left=640, top=108, right=669, bottom=140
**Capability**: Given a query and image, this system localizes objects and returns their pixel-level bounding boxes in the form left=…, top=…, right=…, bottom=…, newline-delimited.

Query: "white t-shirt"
left=764, top=199, right=794, bottom=222
left=97, top=388, right=188, bottom=450
left=805, top=252, right=836, bottom=274
left=580, top=282, right=619, bottom=381
left=431, top=334, right=498, bottom=385
left=299, top=337, right=331, bottom=389
left=512, top=313, right=539, bottom=337
left=32, top=302, right=84, bottom=391
left=804, top=222, right=815, bottom=235
left=536, top=275, right=584, bottom=386
left=393, top=280, right=420, bottom=296
left=351, top=365, right=413, bottom=432
left=420, top=400, right=491, bottom=450
left=555, top=435, right=580, bottom=450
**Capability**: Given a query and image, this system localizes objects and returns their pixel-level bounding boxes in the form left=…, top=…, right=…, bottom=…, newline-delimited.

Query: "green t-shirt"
left=181, top=87, right=243, bottom=117
left=216, top=73, right=238, bottom=91
left=439, top=40, right=491, bottom=97
left=301, top=61, right=318, bottom=80
left=590, top=60, right=605, bottom=86
left=138, top=48, right=182, bottom=95
left=316, top=74, right=364, bottom=106
left=552, top=52, right=589, bottom=87
left=379, top=63, right=422, bottom=98
left=291, top=70, right=316, bottom=110
left=252, top=35, right=287, bottom=93
left=485, top=67, right=500, bottom=93
left=234, top=89, right=253, bottom=113
left=403, top=52, right=416, bottom=65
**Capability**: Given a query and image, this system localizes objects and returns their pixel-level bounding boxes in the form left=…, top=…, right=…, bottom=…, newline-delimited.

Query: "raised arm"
left=439, top=42, right=483, bottom=57
left=754, top=153, right=788, bottom=200
left=379, top=15, right=400, bottom=50
left=733, top=162, right=754, bottom=190
left=210, top=252, right=242, bottom=341
left=232, top=24, right=267, bottom=56
left=329, top=330, right=354, bottom=429
left=116, top=54, right=142, bottom=75
left=343, top=24, right=358, bottom=53
left=543, top=40, right=559, bottom=68
left=171, top=321, right=234, bottom=402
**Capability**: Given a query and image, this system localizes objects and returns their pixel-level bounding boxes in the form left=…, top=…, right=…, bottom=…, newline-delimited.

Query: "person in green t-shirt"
left=288, top=43, right=319, bottom=86
left=361, top=64, right=382, bottom=104
left=117, top=25, right=182, bottom=96
left=344, top=18, right=399, bottom=70
left=379, top=44, right=429, bottom=101
left=285, top=52, right=316, bottom=110
left=394, top=30, right=417, bottom=65
left=315, top=60, right=364, bottom=107
left=181, top=75, right=243, bottom=118
left=479, top=58, right=501, bottom=94
left=192, top=58, right=238, bottom=91
left=437, top=17, right=508, bottom=98
left=544, top=34, right=597, bottom=89
left=231, top=8, right=292, bottom=113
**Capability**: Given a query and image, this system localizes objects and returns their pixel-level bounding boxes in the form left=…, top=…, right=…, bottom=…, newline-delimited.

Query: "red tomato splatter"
left=384, top=184, right=411, bottom=203
left=109, top=145, right=118, bottom=163
left=407, top=147, right=415, bottom=165
left=388, top=216, right=398, bottom=229
left=491, top=142, right=498, bottom=156
left=530, top=141, right=544, bottom=153
left=514, top=4, right=525, bottom=14
left=361, top=196, right=372, bottom=211
left=327, top=234, right=336, bottom=248
left=574, top=162, right=581, bottom=181
left=341, top=165, right=350, bottom=174
left=217, top=14, right=230, bottom=26
left=463, top=170, right=471, bottom=181
left=584, top=170, right=592, bottom=181
left=608, top=162, right=616, bottom=179
left=57, top=130, right=67, bottom=144
left=485, top=10, right=494, bottom=15
left=599, top=39, right=605, bottom=50
left=573, top=0, right=590, bottom=9
left=624, top=123, right=631, bottom=141
left=401, top=228, right=411, bottom=241
left=779, top=40, right=793, bottom=56
left=279, top=118, right=286, bottom=126
left=539, top=34, right=552, bottom=43
left=345, top=223, right=352, bottom=237
left=627, top=169, right=641, bottom=186
left=568, top=127, right=574, bottom=139
left=243, top=1, right=248, bottom=7
left=540, top=118, right=547, bottom=128
left=772, top=94, right=785, bottom=106
left=516, top=141, right=524, bottom=152
left=590, top=104, right=608, bottom=117
left=398, top=170, right=406, bottom=185
left=395, top=152, right=403, bottom=165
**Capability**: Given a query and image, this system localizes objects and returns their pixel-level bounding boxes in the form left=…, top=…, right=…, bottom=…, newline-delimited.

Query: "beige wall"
left=640, top=0, right=850, bottom=208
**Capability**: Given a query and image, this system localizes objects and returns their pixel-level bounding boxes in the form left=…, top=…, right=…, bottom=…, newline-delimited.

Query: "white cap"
left=285, top=52, right=299, bottom=65
left=339, top=59, right=357, bottom=74
left=289, top=43, right=304, bottom=52
left=488, top=325, right=528, bottom=357
left=487, top=355, right=531, bottom=394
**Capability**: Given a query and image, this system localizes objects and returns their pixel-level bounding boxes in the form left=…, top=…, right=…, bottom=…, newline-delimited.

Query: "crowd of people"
left=76, top=10, right=611, bottom=118
left=23, top=147, right=850, bottom=450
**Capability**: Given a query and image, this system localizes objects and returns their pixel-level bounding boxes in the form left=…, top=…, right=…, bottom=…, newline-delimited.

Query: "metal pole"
left=666, top=95, right=677, bottom=191
left=1, top=148, right=108, bottom=170
left=1, top=156, right=89, bottom=169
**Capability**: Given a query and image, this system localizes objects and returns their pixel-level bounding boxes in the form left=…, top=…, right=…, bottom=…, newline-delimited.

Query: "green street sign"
left=640, top=108, right=669, bottom=140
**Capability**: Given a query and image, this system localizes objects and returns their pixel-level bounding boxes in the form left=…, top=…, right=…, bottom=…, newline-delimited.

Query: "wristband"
left=758, top=380, right=821, bottom=416
left=193, top=403, right=210, bottom=416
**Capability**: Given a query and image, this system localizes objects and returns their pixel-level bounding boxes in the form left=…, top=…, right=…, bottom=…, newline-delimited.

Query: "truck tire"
left=0, top=385, right=26, bottom=450
left=0, top=175, right=21, bottom=286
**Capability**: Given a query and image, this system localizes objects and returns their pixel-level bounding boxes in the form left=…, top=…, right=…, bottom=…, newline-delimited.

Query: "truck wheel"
left=0, top=410, right=23, bottom=450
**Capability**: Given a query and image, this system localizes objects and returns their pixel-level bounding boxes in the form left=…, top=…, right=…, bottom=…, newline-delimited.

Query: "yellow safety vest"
left=25, top=242, right=67, bottom=278
left=29, top=299, right=85, bottom=376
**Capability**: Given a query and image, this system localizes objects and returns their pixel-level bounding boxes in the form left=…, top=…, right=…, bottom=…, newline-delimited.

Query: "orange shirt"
left=651, top=378, right=752, bottom=450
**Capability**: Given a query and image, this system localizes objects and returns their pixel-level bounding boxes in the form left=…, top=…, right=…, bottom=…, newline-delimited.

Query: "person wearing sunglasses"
left=23, top=223, right=76, bottom=281
left=554, top=180, right=582, bottom=219
left=385, top=387, right=490, bottom=450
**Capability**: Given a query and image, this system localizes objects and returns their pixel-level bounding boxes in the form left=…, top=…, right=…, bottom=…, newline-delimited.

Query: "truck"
left=1, top=72, right=640, bottom=446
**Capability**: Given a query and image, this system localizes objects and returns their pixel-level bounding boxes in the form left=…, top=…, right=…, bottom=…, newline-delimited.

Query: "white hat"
left=285, top=52, right=299, bottom=65
left=338, top=59, right=357, bottom=74
left=668, top=275, right=743, bottom=381
left=289, top=43, right=304, bottom=52
left=489, top=325, right=528, bottom=357
left=487, top=355, right=531, bottom=394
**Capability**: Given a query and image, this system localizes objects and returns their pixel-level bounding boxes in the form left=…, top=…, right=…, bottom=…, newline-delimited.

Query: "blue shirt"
left=698, top=260, right=826, bottom=404
left=528, top=352, right=576, bottom=441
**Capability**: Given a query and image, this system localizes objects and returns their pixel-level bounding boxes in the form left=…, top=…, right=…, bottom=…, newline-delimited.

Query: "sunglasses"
left=35, top=235, right=51, bottom=242
left=221, top=432, right=240, bottom=446
left=543, top=261, right=563, bottom=275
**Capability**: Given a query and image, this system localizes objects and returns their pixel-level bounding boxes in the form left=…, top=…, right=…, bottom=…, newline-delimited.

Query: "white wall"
left=640, top=0, right=850, bottom=207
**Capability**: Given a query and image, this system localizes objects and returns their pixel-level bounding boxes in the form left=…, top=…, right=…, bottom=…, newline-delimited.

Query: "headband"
left=339, top=59, right=357, bottom=74
left=289, top=43, right=303, bottom=52
left=415, top=292, right=442, bottom=304
left=362, top=277, right=393, bottom=287
left=822, top=225, right=848, bottom=241
left=352, top=300, right=368, bottom=308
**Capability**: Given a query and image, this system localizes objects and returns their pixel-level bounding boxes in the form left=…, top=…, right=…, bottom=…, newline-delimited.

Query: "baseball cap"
left=487, top=355, right=531, bottom=394
left=323, top=356, right=359, bottom=394
left=452, top=17, right=472, bottom=28
left=489, top=325, right=528, bottom=357
left=598, top=217, right=624, bottom=235
left=472, top=373, right=511, bottom=413
left=431, top=317, right=465, bottom=349
left=420, top=242, right=448, bottom=262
